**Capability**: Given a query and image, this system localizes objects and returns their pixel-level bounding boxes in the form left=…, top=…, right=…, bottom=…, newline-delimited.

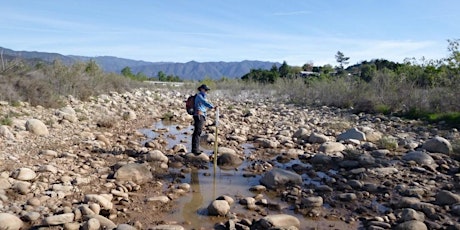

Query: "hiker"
left=192, top=84, right=217, bottom=155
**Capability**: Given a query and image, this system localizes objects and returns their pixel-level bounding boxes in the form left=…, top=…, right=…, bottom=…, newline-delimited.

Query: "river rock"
left=308, top=133, right=329, bottom=144
left=22, top=211, right=40, bottom=221
left=83, top=218, right=100, bottom=230
left=260, top=168, right=302, bottom=189
left=146, top=195, right=170, bottom=204
left=400, top=208, right=425, bottom=222
left=217, top=152, right=243, bottom=169
left=255, top=138, right=278, bottom=148
left=318, top=142, right=346, bottom=153
left=395, top=220, right=427, bottom=230
left=302, top=196, right=323, bottom=207
left=150, top=225, right=185, bottom=230
left=207, top=200, right=230, bottom=216
left=116, top=224, right=138, bottom=230
left=146, top=150, right=169, bottom=163
left=402, top=151, right=435, bottom=165
left=185, top=152, right=210, bottom=162
left=11, top=167, right=36, bottom=181
left=0, top=213, right=23, bottom=230
left=217, top=146, right=237, bottom=155
left=84, top=194, right=113, bottom=210
left=422, top=136, right=452, bottom=154
left=310, top=153, right=332, bottom=165
left=113, top=163, right=153, bottom=184
left=337, top=128, right=366, bottom=141
left=435, top=190, right=460, bottom=205
left=43, top=213, right=75, bottom=225
left=0, top=125, right=15, bottom=139
left=0, top=178, right=11, bottom=190
left=293, top=128, right=309, bottom=140
left=85, top=214, right=117, bottom=229
left=25, top=119, right=49, bottom=136
left=258, top=214, right=300, bottom=228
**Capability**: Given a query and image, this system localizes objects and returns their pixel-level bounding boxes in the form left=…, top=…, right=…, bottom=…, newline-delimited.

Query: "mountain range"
left=0, top=47, right=280, bottom=80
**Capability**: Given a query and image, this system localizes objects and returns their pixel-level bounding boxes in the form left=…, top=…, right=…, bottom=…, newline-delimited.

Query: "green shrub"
left=162, top=112, right=174, bottom=121
left=0, top=117, right=12, bottom=126
left=377, top=136, right=398, bottom=150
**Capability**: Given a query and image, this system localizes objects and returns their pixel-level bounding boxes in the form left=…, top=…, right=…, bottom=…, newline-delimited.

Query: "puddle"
left=140, top=121, right=360, bottom=229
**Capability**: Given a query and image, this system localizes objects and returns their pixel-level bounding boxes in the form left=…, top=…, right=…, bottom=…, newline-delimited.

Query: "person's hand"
left=214, top=106, right=219, bottom=109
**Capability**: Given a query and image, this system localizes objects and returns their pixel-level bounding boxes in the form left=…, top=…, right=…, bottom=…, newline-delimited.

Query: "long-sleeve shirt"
left=194, top=91, right=213, bottom=116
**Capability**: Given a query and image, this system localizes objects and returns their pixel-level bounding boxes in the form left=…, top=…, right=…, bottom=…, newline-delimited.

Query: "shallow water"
left=141, top=120, right=359, bottom=229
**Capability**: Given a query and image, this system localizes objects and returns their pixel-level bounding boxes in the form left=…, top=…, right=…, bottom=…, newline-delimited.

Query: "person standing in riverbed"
left=192, top=84, right=217, bottom=155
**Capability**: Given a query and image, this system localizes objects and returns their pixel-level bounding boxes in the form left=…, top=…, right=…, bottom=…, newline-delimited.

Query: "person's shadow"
left=182, top=168, right=204, bottom=227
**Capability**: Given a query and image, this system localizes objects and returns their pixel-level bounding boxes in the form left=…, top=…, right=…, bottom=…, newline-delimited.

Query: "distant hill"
left=0, top=47, right=280, bottom=80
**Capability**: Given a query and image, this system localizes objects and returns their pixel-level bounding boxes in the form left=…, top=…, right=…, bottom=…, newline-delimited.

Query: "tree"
left=446, top=39, right=460, bottom=70
left=335, top=51, right=350, bottom=70
left=278, top=61, right=290, bottom=78
left=121, top=66, right=133, bottom=78
left=302, top=62, right=314, bottom=71
left=157, top=71, right=167, bottom=81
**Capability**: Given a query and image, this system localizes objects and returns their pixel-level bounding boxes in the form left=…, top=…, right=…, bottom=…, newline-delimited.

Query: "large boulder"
left=402, top=151, right=435, bottom=165
left=0, top=213, right=23, bottom=230
left=422, top=136, right=452, bottom=154
left=217, top=152, right=243, bottom=170
left=260, top=168, right=302, bottom=189
left=337, top=128, right=366, bottom=141
left=207, top=200, right=230, bottom=216
left=25, top=119, right=49, bottom=136
left=435, top=190, right=460, bottom=205
left=113, top=163, right=153, bottom=184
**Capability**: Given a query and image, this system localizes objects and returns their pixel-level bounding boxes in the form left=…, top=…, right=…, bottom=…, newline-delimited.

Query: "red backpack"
left=185, top=94, right=196, bottom=115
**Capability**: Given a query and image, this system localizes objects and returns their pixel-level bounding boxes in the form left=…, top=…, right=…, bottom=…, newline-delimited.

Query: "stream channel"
left=139, top=120, right=359, bottom=229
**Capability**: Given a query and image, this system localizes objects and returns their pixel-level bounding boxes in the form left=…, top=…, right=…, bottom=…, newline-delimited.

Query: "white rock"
left=0, top=213, right=23, bottom=230
left=25, top=119, right=49, bottom=136
left=82, top=218, right=100, bottom=230
left=43, top=213, right=75, bottom=225
left=337, top=128, right=366, bottom=141
left=84, top=194, right=113, bottom=210
left=12, top=168, right=36, bottom=181
left=0, top=125, right=15, bottom=140
left=259, top=214, right=300, bottom=228
left=146, top=150, right=168, bottom=163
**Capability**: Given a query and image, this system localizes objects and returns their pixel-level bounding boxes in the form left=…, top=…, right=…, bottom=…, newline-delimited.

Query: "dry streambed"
left=0, top=88, right=459, bottom=230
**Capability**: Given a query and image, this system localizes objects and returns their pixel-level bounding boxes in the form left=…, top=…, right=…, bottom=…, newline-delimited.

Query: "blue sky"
left=1, top=0, right=459, bottom=66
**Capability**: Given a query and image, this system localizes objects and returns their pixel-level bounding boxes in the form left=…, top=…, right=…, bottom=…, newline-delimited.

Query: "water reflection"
left=182, top=168, right=204, bottom=228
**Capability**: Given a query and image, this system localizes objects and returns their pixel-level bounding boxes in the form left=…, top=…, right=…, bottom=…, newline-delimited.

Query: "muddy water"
left=141, top=121, right=359, bottom=229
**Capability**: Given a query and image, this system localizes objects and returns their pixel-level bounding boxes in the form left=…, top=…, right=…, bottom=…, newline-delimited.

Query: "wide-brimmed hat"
left=198, top=84, right=210, bottom=91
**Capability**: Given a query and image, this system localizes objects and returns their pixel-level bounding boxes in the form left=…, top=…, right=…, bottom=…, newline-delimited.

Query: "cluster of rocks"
left=0, top=87, right=459, bottom=230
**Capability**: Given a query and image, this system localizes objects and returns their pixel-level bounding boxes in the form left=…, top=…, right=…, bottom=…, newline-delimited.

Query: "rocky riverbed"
left=0, top=88, right=459, bottom=230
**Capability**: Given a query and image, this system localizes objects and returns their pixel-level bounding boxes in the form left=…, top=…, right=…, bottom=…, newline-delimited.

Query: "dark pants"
left=192, top=115, right=205, bottom=154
